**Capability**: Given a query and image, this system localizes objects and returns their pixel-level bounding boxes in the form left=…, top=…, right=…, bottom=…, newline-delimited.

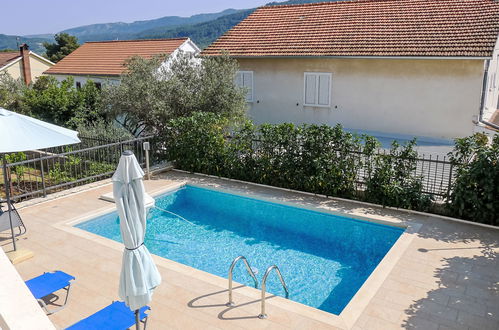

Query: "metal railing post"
left=143, top=141, right=151, bottom=180
left=39, top=158, right=47, bottom=197
left=446, top=163, right=454, bottom=200
left=2, top=156, right=17, bottom=251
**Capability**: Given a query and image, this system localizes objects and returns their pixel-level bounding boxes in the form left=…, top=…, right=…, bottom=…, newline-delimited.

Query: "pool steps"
left=226, top=256, right=290, bottom=319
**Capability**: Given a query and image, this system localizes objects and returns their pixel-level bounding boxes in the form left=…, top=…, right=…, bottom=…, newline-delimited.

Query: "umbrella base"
left=7, top=248, right=34, bottom=264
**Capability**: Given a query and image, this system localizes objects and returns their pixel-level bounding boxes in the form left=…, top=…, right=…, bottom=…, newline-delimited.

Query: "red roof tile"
left=0, top=52, right=21, bottom=68
left=202, top=0, right=499, bottom=57
left=45, top=38, right=188, bottom=76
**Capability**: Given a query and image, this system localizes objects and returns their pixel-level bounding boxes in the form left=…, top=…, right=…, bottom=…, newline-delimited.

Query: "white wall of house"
left=237, top=57, right=485, bottom=140
left=177, top=39, right=200, bottom=54
left=1, top=53, right=53, bottom=82
left=483, top=37, right=499, bottom=120
left=50, top=74, right=120, bottom=87
left=0, top=249, right=55, bottom=330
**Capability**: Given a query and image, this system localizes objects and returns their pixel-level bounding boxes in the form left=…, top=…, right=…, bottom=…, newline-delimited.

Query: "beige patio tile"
left=3, top=172, right=498, bottom=329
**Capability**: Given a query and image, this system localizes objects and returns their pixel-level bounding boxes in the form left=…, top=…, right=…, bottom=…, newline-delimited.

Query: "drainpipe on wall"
left=20, top=44, right=32, bottom=85
left=478, top=59, right=499, bottom=130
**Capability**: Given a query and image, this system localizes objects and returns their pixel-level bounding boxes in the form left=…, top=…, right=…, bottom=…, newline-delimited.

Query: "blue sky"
left=1, top=0, right=271, bottom=36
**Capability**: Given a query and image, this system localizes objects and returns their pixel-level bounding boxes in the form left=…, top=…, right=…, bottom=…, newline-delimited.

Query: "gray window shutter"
left=243, top=72, right=253, bottom=101
left=305, top=74, right=317, bottom=105
left=235, top=72, right=243, bottom=87
left=318, top=75, right=330, bottom=106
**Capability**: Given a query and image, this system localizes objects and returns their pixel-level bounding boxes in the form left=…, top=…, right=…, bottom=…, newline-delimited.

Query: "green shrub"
left=448, top=134, right=499, bottom=225
left=165, top=112, right=229, bottom=175
left=48, top=164, right=77, bottom=183
left=5, top=152, right=28, bottom=183
left=87, top=162, right=116, bottom=177
left=365, top=139, right=432, bottom=211
left=1, top=75, right=105, bottom=129
left=165, top=113, right=432, bottom=211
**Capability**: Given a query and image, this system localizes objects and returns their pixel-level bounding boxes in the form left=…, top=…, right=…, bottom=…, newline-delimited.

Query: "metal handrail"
left=226, top=256, right=259, bottom=307
left=4, top=136, right=153, bottom=167
left=258, top=265, right=289, bottom=319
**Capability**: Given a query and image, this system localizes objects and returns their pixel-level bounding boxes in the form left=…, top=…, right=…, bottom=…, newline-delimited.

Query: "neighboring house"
left=203, top=0, right=499, bottom=141
left=44, top=38, right=200, bottom=88
left=0, top=44, right=54, bottom=85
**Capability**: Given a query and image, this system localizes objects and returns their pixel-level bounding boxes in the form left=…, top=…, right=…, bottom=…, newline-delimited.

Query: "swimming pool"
left=76, top=185, right=404, bottom=315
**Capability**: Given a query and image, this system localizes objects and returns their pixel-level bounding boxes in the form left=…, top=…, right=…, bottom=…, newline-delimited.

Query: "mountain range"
left=0, top=0, right=332, bottom=54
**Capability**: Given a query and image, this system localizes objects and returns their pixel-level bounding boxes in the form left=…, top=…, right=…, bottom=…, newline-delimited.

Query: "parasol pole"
left=2, top=154, right=16, bottom=251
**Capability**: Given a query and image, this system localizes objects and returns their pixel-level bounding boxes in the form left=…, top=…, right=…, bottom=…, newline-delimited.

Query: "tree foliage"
left=101, top=52, right=246, bottom=136
left=0, top=72, right=27, bottom=111
left=448, top=133, right=499, bottom=225
left=1, top=75, right=104, bottom=129
left=23, top=76, right=103, bottom=128
left=76, top=119, right=133, bottom=141
left=43, top=33, right=79, bottom=62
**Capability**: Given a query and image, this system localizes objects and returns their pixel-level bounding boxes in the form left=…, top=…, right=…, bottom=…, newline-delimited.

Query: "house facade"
left=0, top=44, right=54, bottom=84
left=44, top=38, right=200, bottom=88
left=203, top=0, right=499, bottom=141
left=483, top=36, right=499, bottom=128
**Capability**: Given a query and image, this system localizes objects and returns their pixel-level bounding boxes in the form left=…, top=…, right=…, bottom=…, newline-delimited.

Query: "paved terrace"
left=1, top=171, right=498, bottom=329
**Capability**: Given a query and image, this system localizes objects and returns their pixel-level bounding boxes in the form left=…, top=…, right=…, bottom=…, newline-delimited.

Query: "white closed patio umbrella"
left=112, top=151, right=161, bottom=329
left=0, top=107, right=80, bottom=254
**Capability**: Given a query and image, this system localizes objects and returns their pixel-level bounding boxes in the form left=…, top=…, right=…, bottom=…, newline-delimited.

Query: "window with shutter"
left=304, top=72, right=332, bottom=107
left=235, top=71, right=254, bottom=102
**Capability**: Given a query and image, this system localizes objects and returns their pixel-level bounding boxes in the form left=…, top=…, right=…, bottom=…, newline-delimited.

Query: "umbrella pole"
left=2, top=155, right=16, bottom=251
left=135, top=309, right=140, bottom=330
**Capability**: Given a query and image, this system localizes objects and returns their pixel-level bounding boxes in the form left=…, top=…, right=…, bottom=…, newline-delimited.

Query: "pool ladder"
left=258, top=265, right=289, bottom=319
left=226, top=256, right=258, bottom=307
left=226, top=256, right=290, bottom=319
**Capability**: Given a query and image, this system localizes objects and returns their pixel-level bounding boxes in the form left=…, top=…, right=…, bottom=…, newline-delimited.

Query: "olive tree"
left=101, top=52, right=247, bottom=136
left=0, top=72, right=27, bottom=112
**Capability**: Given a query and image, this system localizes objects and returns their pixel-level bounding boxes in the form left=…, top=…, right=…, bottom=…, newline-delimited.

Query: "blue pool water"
left=76, top=185, right=404, bottom=315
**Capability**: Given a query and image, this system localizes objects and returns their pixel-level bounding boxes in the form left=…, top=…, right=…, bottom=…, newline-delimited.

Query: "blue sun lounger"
left=25, top=270, right=75, bottom=315
left=66, top=301, right=150, bottom=330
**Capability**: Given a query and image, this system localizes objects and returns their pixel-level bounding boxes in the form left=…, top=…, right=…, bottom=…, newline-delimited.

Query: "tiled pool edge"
left=340, top=222, right=421, bottom=328
left=54, top=178, right=419, bottom=329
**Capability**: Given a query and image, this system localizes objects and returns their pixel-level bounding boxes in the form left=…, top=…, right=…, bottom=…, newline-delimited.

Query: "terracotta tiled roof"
left=45, top=38, right=188, bottom=76
left=202, top=0, right=499, bottom=57
left=0, top=52, right=21, bottom=68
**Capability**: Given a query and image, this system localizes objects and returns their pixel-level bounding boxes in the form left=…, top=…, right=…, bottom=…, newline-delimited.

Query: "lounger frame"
left=37, top=279, right=73, bottom=315
left=0, top=201, right=27, bottom=236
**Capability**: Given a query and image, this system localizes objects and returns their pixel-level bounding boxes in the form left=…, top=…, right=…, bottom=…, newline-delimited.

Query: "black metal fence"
left=1, top=134, right=456, bottom=203
left=246, top=137, right=456, bottom=201
left=413, top=154, right=454, bottom=198
left=0, top=136, right=155, bottom=202
left=350, top=150, right=454, bottom=199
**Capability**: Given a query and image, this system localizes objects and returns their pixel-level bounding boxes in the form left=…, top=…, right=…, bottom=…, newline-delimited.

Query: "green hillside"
left=0, top=34, right=51, bottom=54
left=61, top=9, right=239, bottom=43
left=136, top=9, right=254, bottom=48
